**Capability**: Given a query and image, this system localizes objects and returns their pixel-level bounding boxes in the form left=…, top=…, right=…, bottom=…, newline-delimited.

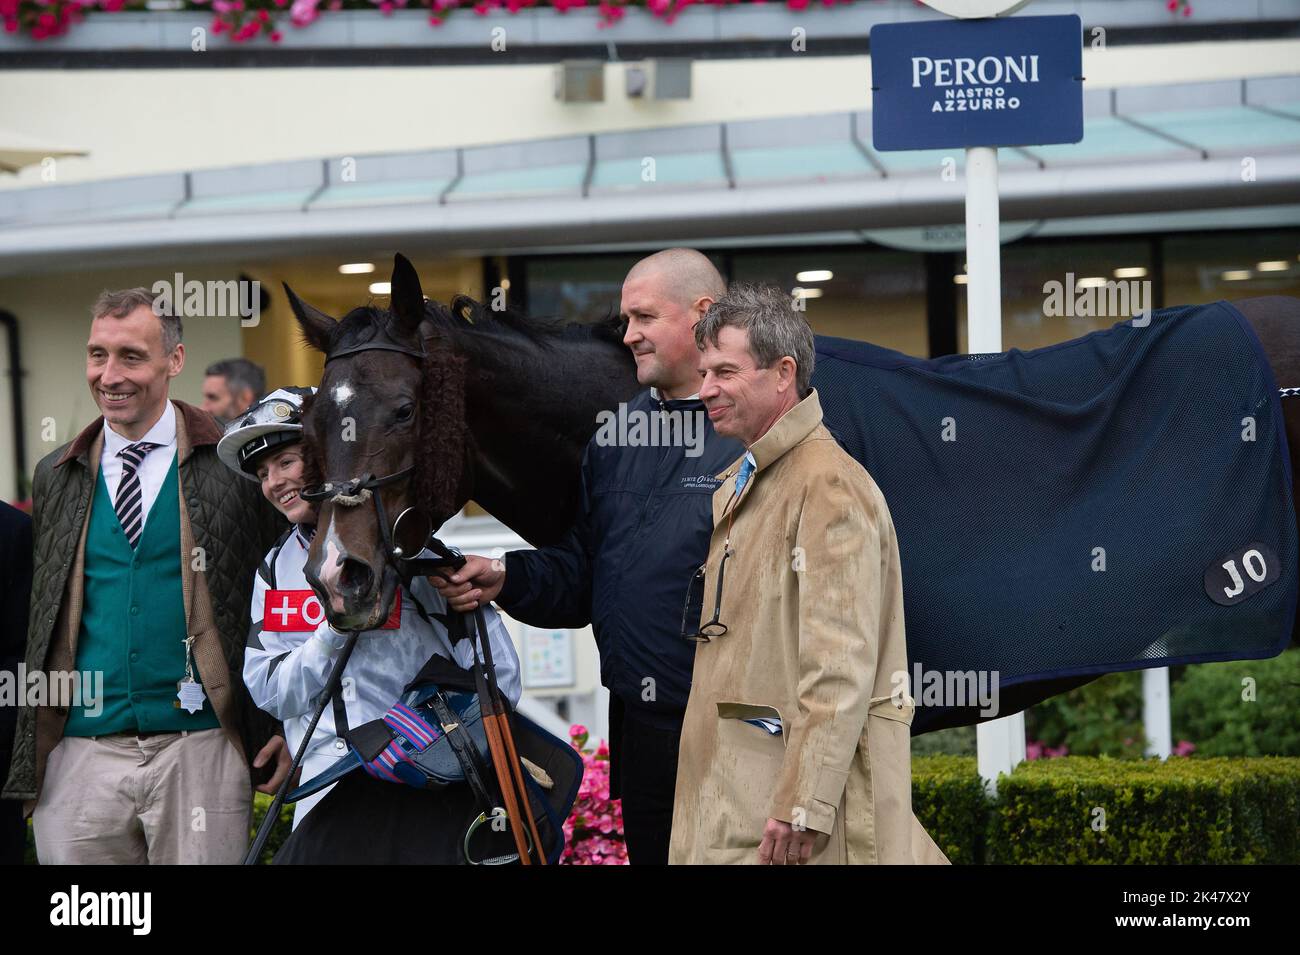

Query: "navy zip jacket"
left=498, top=389, right=743, bottom=728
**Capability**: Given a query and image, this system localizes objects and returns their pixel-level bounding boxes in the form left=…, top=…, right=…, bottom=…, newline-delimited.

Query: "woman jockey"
left=217, top=387, right=522, bottom=852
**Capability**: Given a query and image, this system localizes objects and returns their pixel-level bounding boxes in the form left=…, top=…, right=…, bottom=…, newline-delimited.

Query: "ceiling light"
left=795, top=270, right=833, bottom=283
left=1221, top=270, right=1252, bottom=281
left=1256, top=260, right=1288, bottom=272
left=792, top=287, right=823, bottom=299
left=1113, top=267, right=1147, bottom=278
left=953, top=275, right=968, bottom=285
left=339, top=263, right=375, bottom=275
left=369, top=281, right=392, bottom=295
left=1074, top=276, right=1107, bottom=289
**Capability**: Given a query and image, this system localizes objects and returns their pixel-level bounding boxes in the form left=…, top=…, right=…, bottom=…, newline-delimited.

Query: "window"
left=1164, top=229, right=1300, bottom=306
left=957, top=238, right=1153, bottom=353
left=730, top=247, right=928, bottom=355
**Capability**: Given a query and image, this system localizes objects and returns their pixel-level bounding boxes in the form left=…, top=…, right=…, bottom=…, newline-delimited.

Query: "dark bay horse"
left=287, top=254, right=638, bottom=630
left=288, top=254, right=1300, bottom=725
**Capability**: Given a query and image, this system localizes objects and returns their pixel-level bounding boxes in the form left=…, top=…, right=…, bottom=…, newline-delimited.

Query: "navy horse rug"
left=812, top=300, right=1297, bottom=733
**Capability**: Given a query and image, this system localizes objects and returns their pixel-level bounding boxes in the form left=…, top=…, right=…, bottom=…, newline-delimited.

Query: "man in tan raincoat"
left=669, top=283, right=949, bottom=866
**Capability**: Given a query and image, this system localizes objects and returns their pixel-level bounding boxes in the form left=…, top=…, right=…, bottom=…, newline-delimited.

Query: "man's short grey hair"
left=694, top=283, right=815, bottom=397
left=626, top=248, right=727, bottom=312
left=92, top=287, right=183, bottom=354
left=205, top=358, right=266, bottom=402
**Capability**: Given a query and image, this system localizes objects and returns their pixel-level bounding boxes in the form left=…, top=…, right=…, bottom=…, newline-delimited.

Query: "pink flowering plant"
left=560, top=723, right=627, bottom=865
left=1, top=0, right=1194, bottom=44
left=1026, top=737, right=1196, bottom=760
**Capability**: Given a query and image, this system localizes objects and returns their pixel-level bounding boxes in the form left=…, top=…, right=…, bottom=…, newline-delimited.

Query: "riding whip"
left=243, top=628, right=361, bottom=865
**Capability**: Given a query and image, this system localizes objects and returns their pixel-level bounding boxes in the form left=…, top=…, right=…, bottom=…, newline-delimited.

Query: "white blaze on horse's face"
left=331, top=380, right=355, bottom=409
left=319, top=522, right=349, bottom=615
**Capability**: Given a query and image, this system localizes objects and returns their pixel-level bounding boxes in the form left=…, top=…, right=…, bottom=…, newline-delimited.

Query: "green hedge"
left=912, top=756, right=987, bottom=865
left=910, top=756, right=1300, bottom=864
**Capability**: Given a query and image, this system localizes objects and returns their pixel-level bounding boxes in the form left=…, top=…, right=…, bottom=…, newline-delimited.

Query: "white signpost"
left=965, top=138, right=1019, bottom=797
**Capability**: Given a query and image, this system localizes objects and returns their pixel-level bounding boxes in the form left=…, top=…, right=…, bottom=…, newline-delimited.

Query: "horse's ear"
left=284, top=283, right=336, bottom=353
left=390, top=253, right=425, bottom=334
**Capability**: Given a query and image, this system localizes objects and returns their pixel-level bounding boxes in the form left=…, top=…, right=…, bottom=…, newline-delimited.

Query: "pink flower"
left=270, top=29, right=283, bottom=40
left=562, top=732, right=627, bottom=865
left=1166, top=0, right=1178, bottom=9
left=1173, top=739, right=1196, bottom=757
left=290, top=0, right=319, bottom=26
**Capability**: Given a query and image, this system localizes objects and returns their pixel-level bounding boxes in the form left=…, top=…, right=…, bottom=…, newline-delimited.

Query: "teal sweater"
left=63, top=454, right=220, bottom=736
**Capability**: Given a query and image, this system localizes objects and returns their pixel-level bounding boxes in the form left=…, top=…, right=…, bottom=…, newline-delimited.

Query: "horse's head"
left=286, top=254, right=469, bottom=631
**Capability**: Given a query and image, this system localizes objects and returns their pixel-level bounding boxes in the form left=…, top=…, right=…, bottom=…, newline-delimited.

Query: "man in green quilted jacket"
left=1, top=287, right=288, bottom=863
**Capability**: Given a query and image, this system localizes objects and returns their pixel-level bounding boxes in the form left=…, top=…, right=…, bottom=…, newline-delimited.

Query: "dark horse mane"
left=437, top=293, right=627, bottom=348
left=300, top=294, right=626, bottom=529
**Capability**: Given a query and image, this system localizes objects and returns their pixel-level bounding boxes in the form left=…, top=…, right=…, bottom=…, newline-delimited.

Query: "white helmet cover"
left=217, top=386, right=317, bottom=481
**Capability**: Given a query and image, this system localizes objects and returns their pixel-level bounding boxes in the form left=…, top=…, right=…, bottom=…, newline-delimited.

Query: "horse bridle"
left=298, top=466, right=449, bottom=584
left=298, top=334, right=461, bottom=587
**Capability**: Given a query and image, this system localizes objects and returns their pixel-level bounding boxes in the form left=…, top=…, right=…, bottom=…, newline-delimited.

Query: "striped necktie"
left=115, top=441, right=161, bottom=548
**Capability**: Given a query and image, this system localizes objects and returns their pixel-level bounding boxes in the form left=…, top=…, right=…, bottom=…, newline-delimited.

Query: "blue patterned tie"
left=115, top=441, right=160, bottom=548
left=736, top=455, right=755, bottom=496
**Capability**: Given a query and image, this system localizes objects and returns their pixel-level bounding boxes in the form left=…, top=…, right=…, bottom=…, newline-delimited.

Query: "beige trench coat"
left=669, top=390, right=948, bottom=865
